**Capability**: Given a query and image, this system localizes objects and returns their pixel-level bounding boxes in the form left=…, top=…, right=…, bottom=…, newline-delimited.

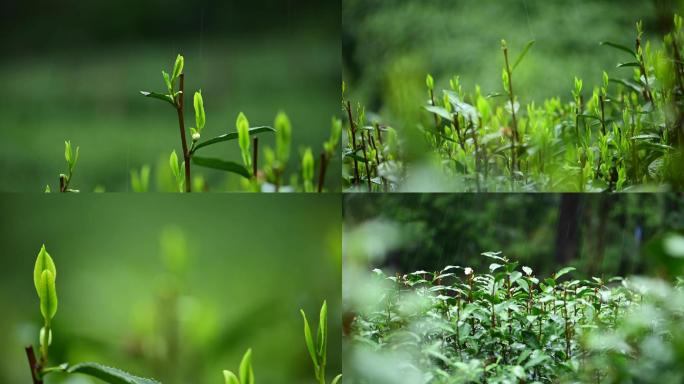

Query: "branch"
left=176, top=74, right=191, bottom=192
left=25, top=346, right=42, bottom=384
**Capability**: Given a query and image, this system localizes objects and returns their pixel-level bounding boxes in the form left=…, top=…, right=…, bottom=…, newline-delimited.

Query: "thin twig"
left=345, top=100, right=361, bottom=185
left=25, top=346, right=42, bottom=384
left=176, top=74, right=191, bottom=192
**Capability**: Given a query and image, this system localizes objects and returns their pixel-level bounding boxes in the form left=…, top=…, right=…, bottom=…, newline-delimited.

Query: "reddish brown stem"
left=25, top=346, right=42, bottom=384
left=176, top=74, right=191, bottom=192
left=345, top=100, right=361, bottom=185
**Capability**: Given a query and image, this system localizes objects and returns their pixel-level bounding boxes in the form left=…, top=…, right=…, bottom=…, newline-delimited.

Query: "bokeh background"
left=0, top=194, right=341, bottom=383
left=343, top=0, right=683, bottom=123
left=0, top=0, right=340, bottom=192
left=344, top=193, right=684, bottom=279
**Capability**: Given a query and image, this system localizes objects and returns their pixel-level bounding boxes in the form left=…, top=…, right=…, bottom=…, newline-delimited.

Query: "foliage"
left=223, top=349, right=254, bottom=384
left=343, top=16, right=684, bottom=192
left=28, top=245, right=160, bottom=384
left=45, top=53, right=341, bottom=193
left=28, top=244, right=339, bottom=383
left=301, top=301, right=343, bottom=384
left=346, top=252, right=684, bottom=383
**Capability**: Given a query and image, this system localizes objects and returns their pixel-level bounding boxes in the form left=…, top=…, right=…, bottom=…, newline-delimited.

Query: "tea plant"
left=26, top=244, right=339, bottom=383
left=222, top=349, right=255, bottom=384
left=26, top=245, right=161, bottom=383
left=45, top=140, right=80, bottom=193
left=301, top=301, right=342, bottom=384
left=139, top=54, right=341, bottom=192
left=347, top=251, right=684, bottom=383
left=43, top=54, right=340, bottom=192
left=343, top=16, right=684, bottom=192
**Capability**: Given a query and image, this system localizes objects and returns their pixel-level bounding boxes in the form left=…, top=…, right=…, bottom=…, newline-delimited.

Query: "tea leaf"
left=172, top=54, right=184, bottom=80
left=140, top=91, right=174, bottom=106
left=300, top=309, right=320, bottom=374
left=192, top=127, right=275, bottom=153
left=67, top=362, right=161, bottom=384
left=192, top=156, right=250, bottom=178
left=34, top=244, right=56, bottom=294
left=223, top=370, right=239, bottom=384
left=318, top=300, right=328, bottom=361
left=600, top=41, right=637, bottom=58
left=39, top=269, right=58, bottom=321
left=239, top=349, right=254, bottom=384
left=194, top=91, right=205, bottom=132
left=275, top=112, right=292, bottom=164
left=512, top=40, right=535, bottom=71
left=554, top=267, right=576, bottom=280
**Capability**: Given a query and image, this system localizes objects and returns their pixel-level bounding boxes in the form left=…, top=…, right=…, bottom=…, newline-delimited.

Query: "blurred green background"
left=0, top=0, right=340, bottom=192
left=344, top=193, right=684, bottom=278
left=0, top=194, right=341, bottom=383
left=343, top=0, right=683, bottom=119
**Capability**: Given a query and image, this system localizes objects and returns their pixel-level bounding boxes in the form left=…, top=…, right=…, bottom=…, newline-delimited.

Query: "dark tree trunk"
left=555, top=194, right=584, bottom=266
left=589, top=194, right=615, bottom=276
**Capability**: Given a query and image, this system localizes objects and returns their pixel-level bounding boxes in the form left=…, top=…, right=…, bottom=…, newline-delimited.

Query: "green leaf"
left=140, top=91, right=174, bottom=106
left=426, top=73, right=434, bottom=90
left=223, top=370, right=239, bottom=384
left=617, top=61, right=641, bottom=68
left=424, top=105, right=453, bottom=121
left=34, top=244, right=56, bottom=294
left=317, top=301, right=328, bottom=363
left=172, top=54, right=184, bottom=80
left=509, top=271, right=523, bottom=284
left=194, top=91, right=205, bottom=131
left=67, top=362, right=161, bottom=384
left=300, top=309, right=320, bottom=374
left=169, top=151, right=180, bottom=178
left=162, top=71, right=172, bottom=93
left=489, top=263, right=502, bottom=272
left=600, top=41, right=637, bottom=58
left=275, top=112, right=292, bottom=164
left=64, top=141, right=72, bottom=165
left=192, top=156, right=251, bottom=178
left=512, top=40, right=535, bottom=71
left=192, top=127, right=275, bottom=153
left=236, top=112, right=251, bottom=168
left=39, top=269, right=58, bottom=321
left=302, top=148, right=315, bottom=182
left=331, top=374, right=342, bottom=384
left=554, top=267, right=576, bottom=280
left=239, top=349, right=254, bottom=384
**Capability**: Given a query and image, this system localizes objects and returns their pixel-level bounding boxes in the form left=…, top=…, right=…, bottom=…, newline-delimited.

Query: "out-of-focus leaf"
left=67, top=362, right=161, bottom=384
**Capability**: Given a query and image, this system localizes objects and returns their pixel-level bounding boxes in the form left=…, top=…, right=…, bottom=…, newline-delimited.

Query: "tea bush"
left=346, top=251, right=684, bottom=383
left=343, top=16, right=684, bottom=192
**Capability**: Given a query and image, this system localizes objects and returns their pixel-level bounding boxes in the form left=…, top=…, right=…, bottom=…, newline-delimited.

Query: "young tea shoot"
left=301, top=301, right=342, bottom=384
left=26, top=245, right=161, bottom=384
left=223, top=349, right=255, bottom=384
